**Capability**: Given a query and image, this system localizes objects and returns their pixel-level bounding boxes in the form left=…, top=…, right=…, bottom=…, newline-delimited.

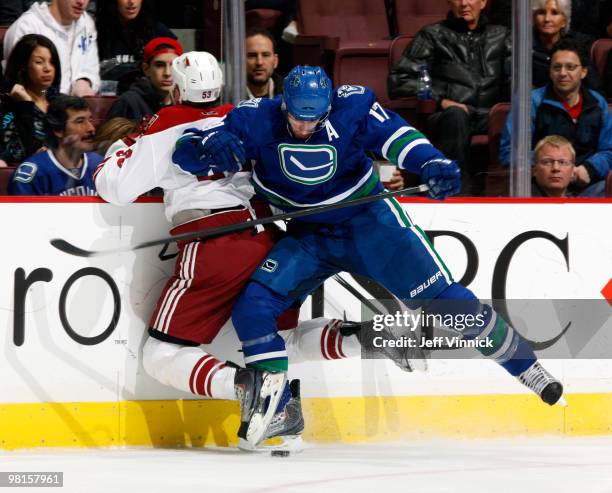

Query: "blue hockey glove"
left=172, top=128, right=246, bottom=176
left=199, top=129, right=246, bottom=173
left=420, top=158, right=461, bottom=200
left=172, top=130, right=211, bottom=176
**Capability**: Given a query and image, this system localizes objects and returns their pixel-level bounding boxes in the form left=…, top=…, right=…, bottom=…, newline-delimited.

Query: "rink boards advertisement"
left=0, top=198, right=611, bottom=448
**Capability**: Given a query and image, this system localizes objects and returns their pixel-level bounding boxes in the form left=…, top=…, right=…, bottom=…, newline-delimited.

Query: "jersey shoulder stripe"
left=144, top=103, right=234, bottom=135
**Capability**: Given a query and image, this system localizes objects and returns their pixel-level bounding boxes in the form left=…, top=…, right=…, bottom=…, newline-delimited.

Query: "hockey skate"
left=518, top=361, right=567, bottom=406
left=238, top=379, right=305, bottom=453
left=234, top=367, right=287, bottom=448
left=339, top=319, right=426, bottom=372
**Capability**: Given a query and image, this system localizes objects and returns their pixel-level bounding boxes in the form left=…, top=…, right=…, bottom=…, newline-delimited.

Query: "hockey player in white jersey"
left=94, top=52, right=392, bottom=451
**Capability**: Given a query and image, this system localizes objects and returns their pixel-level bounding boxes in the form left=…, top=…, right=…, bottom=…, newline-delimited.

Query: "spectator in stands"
left=8, top=94, right=101, bottom=195
left=500, top=39, right=610, bottom=197
left=3, top=0, right=99, bottom=97
left=245, top=28, right=282, bottom=100
left=245, top=0, right=297, bottom=75
left=105, top=37, right=183, bottom=122
left=531, top=135, right=577, bottom=197
left=0, top=1, right=32, bottom=24
left=532, top=0, right=600, bottom=89
left=96, top=0, right=176, bottom=94
left=0, top=34, right=61, bottom=167
left=491, top=0, right=606, bottom=39
left=388, top=0, right=510, bottom=191
left=94, top=116, right=139, bottom=155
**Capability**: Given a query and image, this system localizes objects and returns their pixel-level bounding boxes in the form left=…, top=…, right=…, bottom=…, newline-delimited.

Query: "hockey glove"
left=420, top=158, right=461, bottom=200
left=172, top=128, right=246, bottom=176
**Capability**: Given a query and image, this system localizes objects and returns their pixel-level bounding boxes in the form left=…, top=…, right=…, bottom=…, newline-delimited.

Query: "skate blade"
left=556, top=395, right=568, bottom=407
left=245, top=372, right=287, bottom=447
left=238, top=435, right=304, bottom=453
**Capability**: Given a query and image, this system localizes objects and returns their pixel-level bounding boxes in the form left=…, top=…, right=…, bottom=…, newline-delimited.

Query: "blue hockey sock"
left=430, top=283, right=536, bottom=376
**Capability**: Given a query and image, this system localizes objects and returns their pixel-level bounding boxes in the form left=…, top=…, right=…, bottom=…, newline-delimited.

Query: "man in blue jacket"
left=500, top=38, right=610, bottom=197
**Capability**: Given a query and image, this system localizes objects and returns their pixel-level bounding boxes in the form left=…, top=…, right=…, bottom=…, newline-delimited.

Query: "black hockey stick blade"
left=50, top=239, right=105, bottom=258
left=50, top=184, right=429, bottom=258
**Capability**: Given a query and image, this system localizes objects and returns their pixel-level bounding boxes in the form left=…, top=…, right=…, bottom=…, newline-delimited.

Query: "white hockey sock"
left=282, top=318, right=361, bottom=363
left=142, top=337, right=236, bottom=400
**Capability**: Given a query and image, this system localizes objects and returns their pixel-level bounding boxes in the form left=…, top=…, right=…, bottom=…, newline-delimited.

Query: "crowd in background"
left=0, top=0, right=611, bottom=197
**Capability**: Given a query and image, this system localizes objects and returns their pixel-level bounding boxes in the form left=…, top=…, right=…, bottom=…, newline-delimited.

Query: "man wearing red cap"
left=106, top=37, right=183, bottom=122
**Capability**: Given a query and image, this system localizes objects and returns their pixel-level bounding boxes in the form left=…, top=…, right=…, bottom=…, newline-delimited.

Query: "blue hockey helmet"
left=282, top=66, right=332, bottom=121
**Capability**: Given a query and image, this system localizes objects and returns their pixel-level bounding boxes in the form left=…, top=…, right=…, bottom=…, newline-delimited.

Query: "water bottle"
left=416, top=64, right=432, bottom=101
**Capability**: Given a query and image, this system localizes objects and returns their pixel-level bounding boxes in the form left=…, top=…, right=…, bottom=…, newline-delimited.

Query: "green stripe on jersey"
left=345, top=172, right=380, bottom=201
left=478, top=317, right=507, bottom=357
left=253, top=171, right=380, bottom=210
left=386, top=197, right=413, bottom=227
left=387, top=131, right=426, bottom=166
left=413, top=224, right=454, bottom=281
left=247, top=359, right=288, bottom=372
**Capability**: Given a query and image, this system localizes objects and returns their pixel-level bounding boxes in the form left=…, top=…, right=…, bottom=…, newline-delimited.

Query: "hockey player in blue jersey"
left=9, top=95, right=100, bottom=196
left=173, top=66, right=565, bottom=447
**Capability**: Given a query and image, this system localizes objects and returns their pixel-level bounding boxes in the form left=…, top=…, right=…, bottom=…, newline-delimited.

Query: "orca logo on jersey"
left=238, top=98, right=262, bottom=108
left=337, top=85, right=365, bottom=98
left=13, top=162, right=37, bottom=183
left=278, top=144, right=337, bottom=185
left=261, top=258, right=278, bottom=273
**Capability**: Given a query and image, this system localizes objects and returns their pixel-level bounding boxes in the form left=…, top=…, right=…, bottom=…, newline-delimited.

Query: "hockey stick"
left=332, top=274, right=427, bottom=372
left=50, top=184, right=429, bottom=258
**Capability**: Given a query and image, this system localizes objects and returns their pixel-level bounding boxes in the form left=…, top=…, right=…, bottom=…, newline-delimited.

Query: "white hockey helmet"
left=172, top=51, right=223, bottom=103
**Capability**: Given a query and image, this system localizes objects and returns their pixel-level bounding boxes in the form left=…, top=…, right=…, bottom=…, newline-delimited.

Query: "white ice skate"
left=518, top=361, right=567, bottom=406
left=234, top=368, right=287, bottom=447
left=238, top=379, right=305, bottom=453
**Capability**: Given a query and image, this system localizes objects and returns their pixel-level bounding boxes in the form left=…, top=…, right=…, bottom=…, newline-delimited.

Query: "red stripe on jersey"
left=144, top=103, right=235, bottom=135
left=335, top=333, right=346, bottom=359
left=320, top=326, right=330, bottom=360
left=326, top=327, right=341, bottom=359
left=205, top=362, right=226, bottom=397
left=193, top=356, right=222, bottom=397
left=331, top=320, right=346, bottom=358
left=189, top=355, right=214, bottom=395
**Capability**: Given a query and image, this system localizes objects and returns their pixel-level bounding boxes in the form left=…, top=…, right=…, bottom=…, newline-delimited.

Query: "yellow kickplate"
left=1, top=393, right=610, bottom=450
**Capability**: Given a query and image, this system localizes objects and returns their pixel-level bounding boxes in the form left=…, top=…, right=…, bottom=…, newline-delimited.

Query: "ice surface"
left=1, top=437, right=611, bottom=492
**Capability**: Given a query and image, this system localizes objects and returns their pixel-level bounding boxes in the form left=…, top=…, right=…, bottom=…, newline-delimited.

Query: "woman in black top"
left=532, top=0, right=600, bottom=90
left=0, top=34, right=60, bottom=166
left=96, top=0, right=176, bottom=93
left=490, top=0, right=601, bottom=89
